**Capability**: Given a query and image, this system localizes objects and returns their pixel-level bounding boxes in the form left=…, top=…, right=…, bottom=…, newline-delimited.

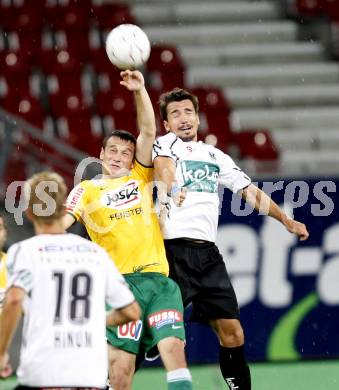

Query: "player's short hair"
left=159, top=88, right=199, bottom=121
left=24, top=171, right=67, bottom=224
left=102, top=130, right=137, bottom=150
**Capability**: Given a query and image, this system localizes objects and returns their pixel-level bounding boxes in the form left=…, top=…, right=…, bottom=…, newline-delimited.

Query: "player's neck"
left=33, top=220, right=66, bottom=235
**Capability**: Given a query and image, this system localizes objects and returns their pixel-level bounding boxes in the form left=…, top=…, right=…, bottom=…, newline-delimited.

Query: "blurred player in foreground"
left=0, top=172, right=140, bottom=389
left=63, top=71, right=193, bottom=390
left=153, top=88, right=309, bottom=390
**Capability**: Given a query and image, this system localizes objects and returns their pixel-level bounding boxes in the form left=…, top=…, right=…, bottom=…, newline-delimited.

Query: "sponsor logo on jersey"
left=101, top=180, right=141, bottom=210
left=66, top=187, right=85, bottom=213
left=148, top=310, right=183, bottom=329
left=117, top=320, right=143, bottom=341
left=180, top=160, right=220, bottom=193
left=38, top=244, right=97, bottom=252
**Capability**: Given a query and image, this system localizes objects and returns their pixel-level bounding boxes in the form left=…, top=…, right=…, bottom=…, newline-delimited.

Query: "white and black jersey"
left=6, top=233, right=135, bottom=388
left=153, top=132, right=251, bottom=242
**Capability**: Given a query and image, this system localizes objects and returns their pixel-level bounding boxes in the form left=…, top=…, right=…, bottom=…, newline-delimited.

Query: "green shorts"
left=106, top=272, right=185, bottom=355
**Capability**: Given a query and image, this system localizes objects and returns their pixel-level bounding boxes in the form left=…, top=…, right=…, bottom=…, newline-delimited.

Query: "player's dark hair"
left=102, top=130, right=137, bottom=149
left=159, top=88, right=199, bottom=121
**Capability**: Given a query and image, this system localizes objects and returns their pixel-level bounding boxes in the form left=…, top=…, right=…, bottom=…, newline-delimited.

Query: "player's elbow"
left=4, top=287, right=25, bottom=308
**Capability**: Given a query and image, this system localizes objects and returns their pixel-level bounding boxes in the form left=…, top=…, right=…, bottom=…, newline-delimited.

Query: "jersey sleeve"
left=103, top=251, right=135, bottom=310
left=152, top=132, right=180, bottom=164
left=65, top=182, right=87, bottom=221
left=134, top=160, right=153, bottom=183
left=216, top=149, right=251, bottom=193
left=6, top=244, right=33, bottom=293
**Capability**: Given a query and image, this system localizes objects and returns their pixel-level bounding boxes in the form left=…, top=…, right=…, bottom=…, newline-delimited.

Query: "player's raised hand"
left=120, top=70, right=145, bottom=92
left=284, top=218, right=309, bottom=241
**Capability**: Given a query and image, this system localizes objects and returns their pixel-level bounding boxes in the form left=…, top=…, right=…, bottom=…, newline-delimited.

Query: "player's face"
left=0, top=217, right=7, bottom=250
left=100, top=136, right=135, bottom=177
left=164, top=99, right=200, bottom=142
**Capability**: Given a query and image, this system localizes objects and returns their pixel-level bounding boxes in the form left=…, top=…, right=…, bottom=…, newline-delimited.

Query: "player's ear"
left=163, top=120, right=170, bottom=132
left=100, top=148, right=104, bottom=160
left=25, top=208, right=34, bottom=222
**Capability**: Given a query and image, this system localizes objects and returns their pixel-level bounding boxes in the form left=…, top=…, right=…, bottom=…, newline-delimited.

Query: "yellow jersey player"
left=63, top=70, right=193, bottom=390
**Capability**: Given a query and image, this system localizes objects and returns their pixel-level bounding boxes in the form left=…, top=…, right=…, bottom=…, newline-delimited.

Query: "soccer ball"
left=105, top=24, right=151, bottom=70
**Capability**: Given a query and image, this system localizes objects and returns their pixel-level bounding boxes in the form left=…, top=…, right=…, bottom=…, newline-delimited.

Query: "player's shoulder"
left=155, top=132, right=179, bottom=146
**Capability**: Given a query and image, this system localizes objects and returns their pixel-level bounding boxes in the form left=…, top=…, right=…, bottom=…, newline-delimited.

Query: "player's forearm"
left=0, top=300, right=23, bottom=355
left=154, top=157, right=177, bottom=196
left=106, top=301, right=140, bottom=326
left=242, top=184, right=289, bottom=226
left=134, top=87, right=156, bottom=138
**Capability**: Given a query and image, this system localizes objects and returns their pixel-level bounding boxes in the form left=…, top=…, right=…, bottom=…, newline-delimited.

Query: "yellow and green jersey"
left=66, top=161, right=168, bottom=276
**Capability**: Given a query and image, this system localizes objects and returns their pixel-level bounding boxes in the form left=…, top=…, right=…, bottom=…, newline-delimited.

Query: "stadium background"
left=1, top=0, right=339, bottom=388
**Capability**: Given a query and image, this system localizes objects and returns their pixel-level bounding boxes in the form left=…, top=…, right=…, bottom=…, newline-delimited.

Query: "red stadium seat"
left=89, top=48, right=121, bottom=76
left=2, top=95, right=45, bottom=128
left=49, top=90, right=90, bottom=118
left=324, top=0, right=339, bottom=21
left=91, top=4, right=137, bottom=30
left=190, top=86, right=232, bottom=150
left=295, top=0, right=325, bottom=16
left=39, top=48, right=83, bottom=77
left=53, top=30, right=90, bottom=62
left=45, top=2, right=90, bottom=31
left=95, top=87, right=137, bottom=135
left=147, top=45, right=185, bottom=91
left=55, top=113, right=103, bottom=155
left=232, top=130, right=279, bottom=161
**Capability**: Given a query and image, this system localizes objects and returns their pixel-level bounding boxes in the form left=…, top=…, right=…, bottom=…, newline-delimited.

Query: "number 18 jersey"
left=6, top=233, right=134, bottom=388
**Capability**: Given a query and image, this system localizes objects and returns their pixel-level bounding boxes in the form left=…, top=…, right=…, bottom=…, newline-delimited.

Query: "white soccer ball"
left=105, top=24, right=151, bottom=70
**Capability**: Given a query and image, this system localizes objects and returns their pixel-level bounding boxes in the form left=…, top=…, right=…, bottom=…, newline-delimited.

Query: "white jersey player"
left=153, top=131, right=251, bottom=242
left=0, top=172, right=140, bottom=389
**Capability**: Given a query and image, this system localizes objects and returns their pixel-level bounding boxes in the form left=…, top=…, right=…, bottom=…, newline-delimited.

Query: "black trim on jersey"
left=135, top=158, right=152, bottom=169
left=152, top=137, right=179, bottom=164
left=66, top=211, right=77, bottom=223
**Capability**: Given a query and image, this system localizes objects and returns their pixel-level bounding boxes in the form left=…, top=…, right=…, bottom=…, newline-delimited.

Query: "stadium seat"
left=53, top=30, right=90, bottom=62
left=295, top=0, right=325, bottom=16
left=232, top=130, right=279, bottom=161
left=89, top=48, right=121, bottom=76
left=45, top=2, right=90, bottom=31
left=91, top=3, right=137, bottom=30
left=147, top=45, right=186, bottom=91
left=39, top=48, right=83, bottom=77
left=95, top=87, right=137, bottom=135
left=190, top=86, right=232, bottom=150
left=55, top=113, right=103, bottom=155
left=324, top=0, right=339, bottom=21
left=49, top=89, right=90, bottom=117
left=2, top=94, right=45, bottom=128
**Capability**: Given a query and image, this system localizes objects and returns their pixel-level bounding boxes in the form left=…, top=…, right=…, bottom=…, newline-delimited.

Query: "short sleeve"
left=103, top=252, right=135, bottom=310
left=216, top=150, right=251, bottom=193
left=152, top=132, right=180, bottom=163
left=133, top=160, right=153, bottom=183
left=65, top=182, right=87, bottom=221
left=6, top=244, right=33, bottom=293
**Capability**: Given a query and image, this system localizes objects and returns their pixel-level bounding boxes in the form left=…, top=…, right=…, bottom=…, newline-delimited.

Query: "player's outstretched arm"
left=106, top=300, right=141, bottom=327
left=0, top=287, right=24, bottom=373
left=241, top=183, right=309, bottom=241
left=120, top=70, right=156, bottom=166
